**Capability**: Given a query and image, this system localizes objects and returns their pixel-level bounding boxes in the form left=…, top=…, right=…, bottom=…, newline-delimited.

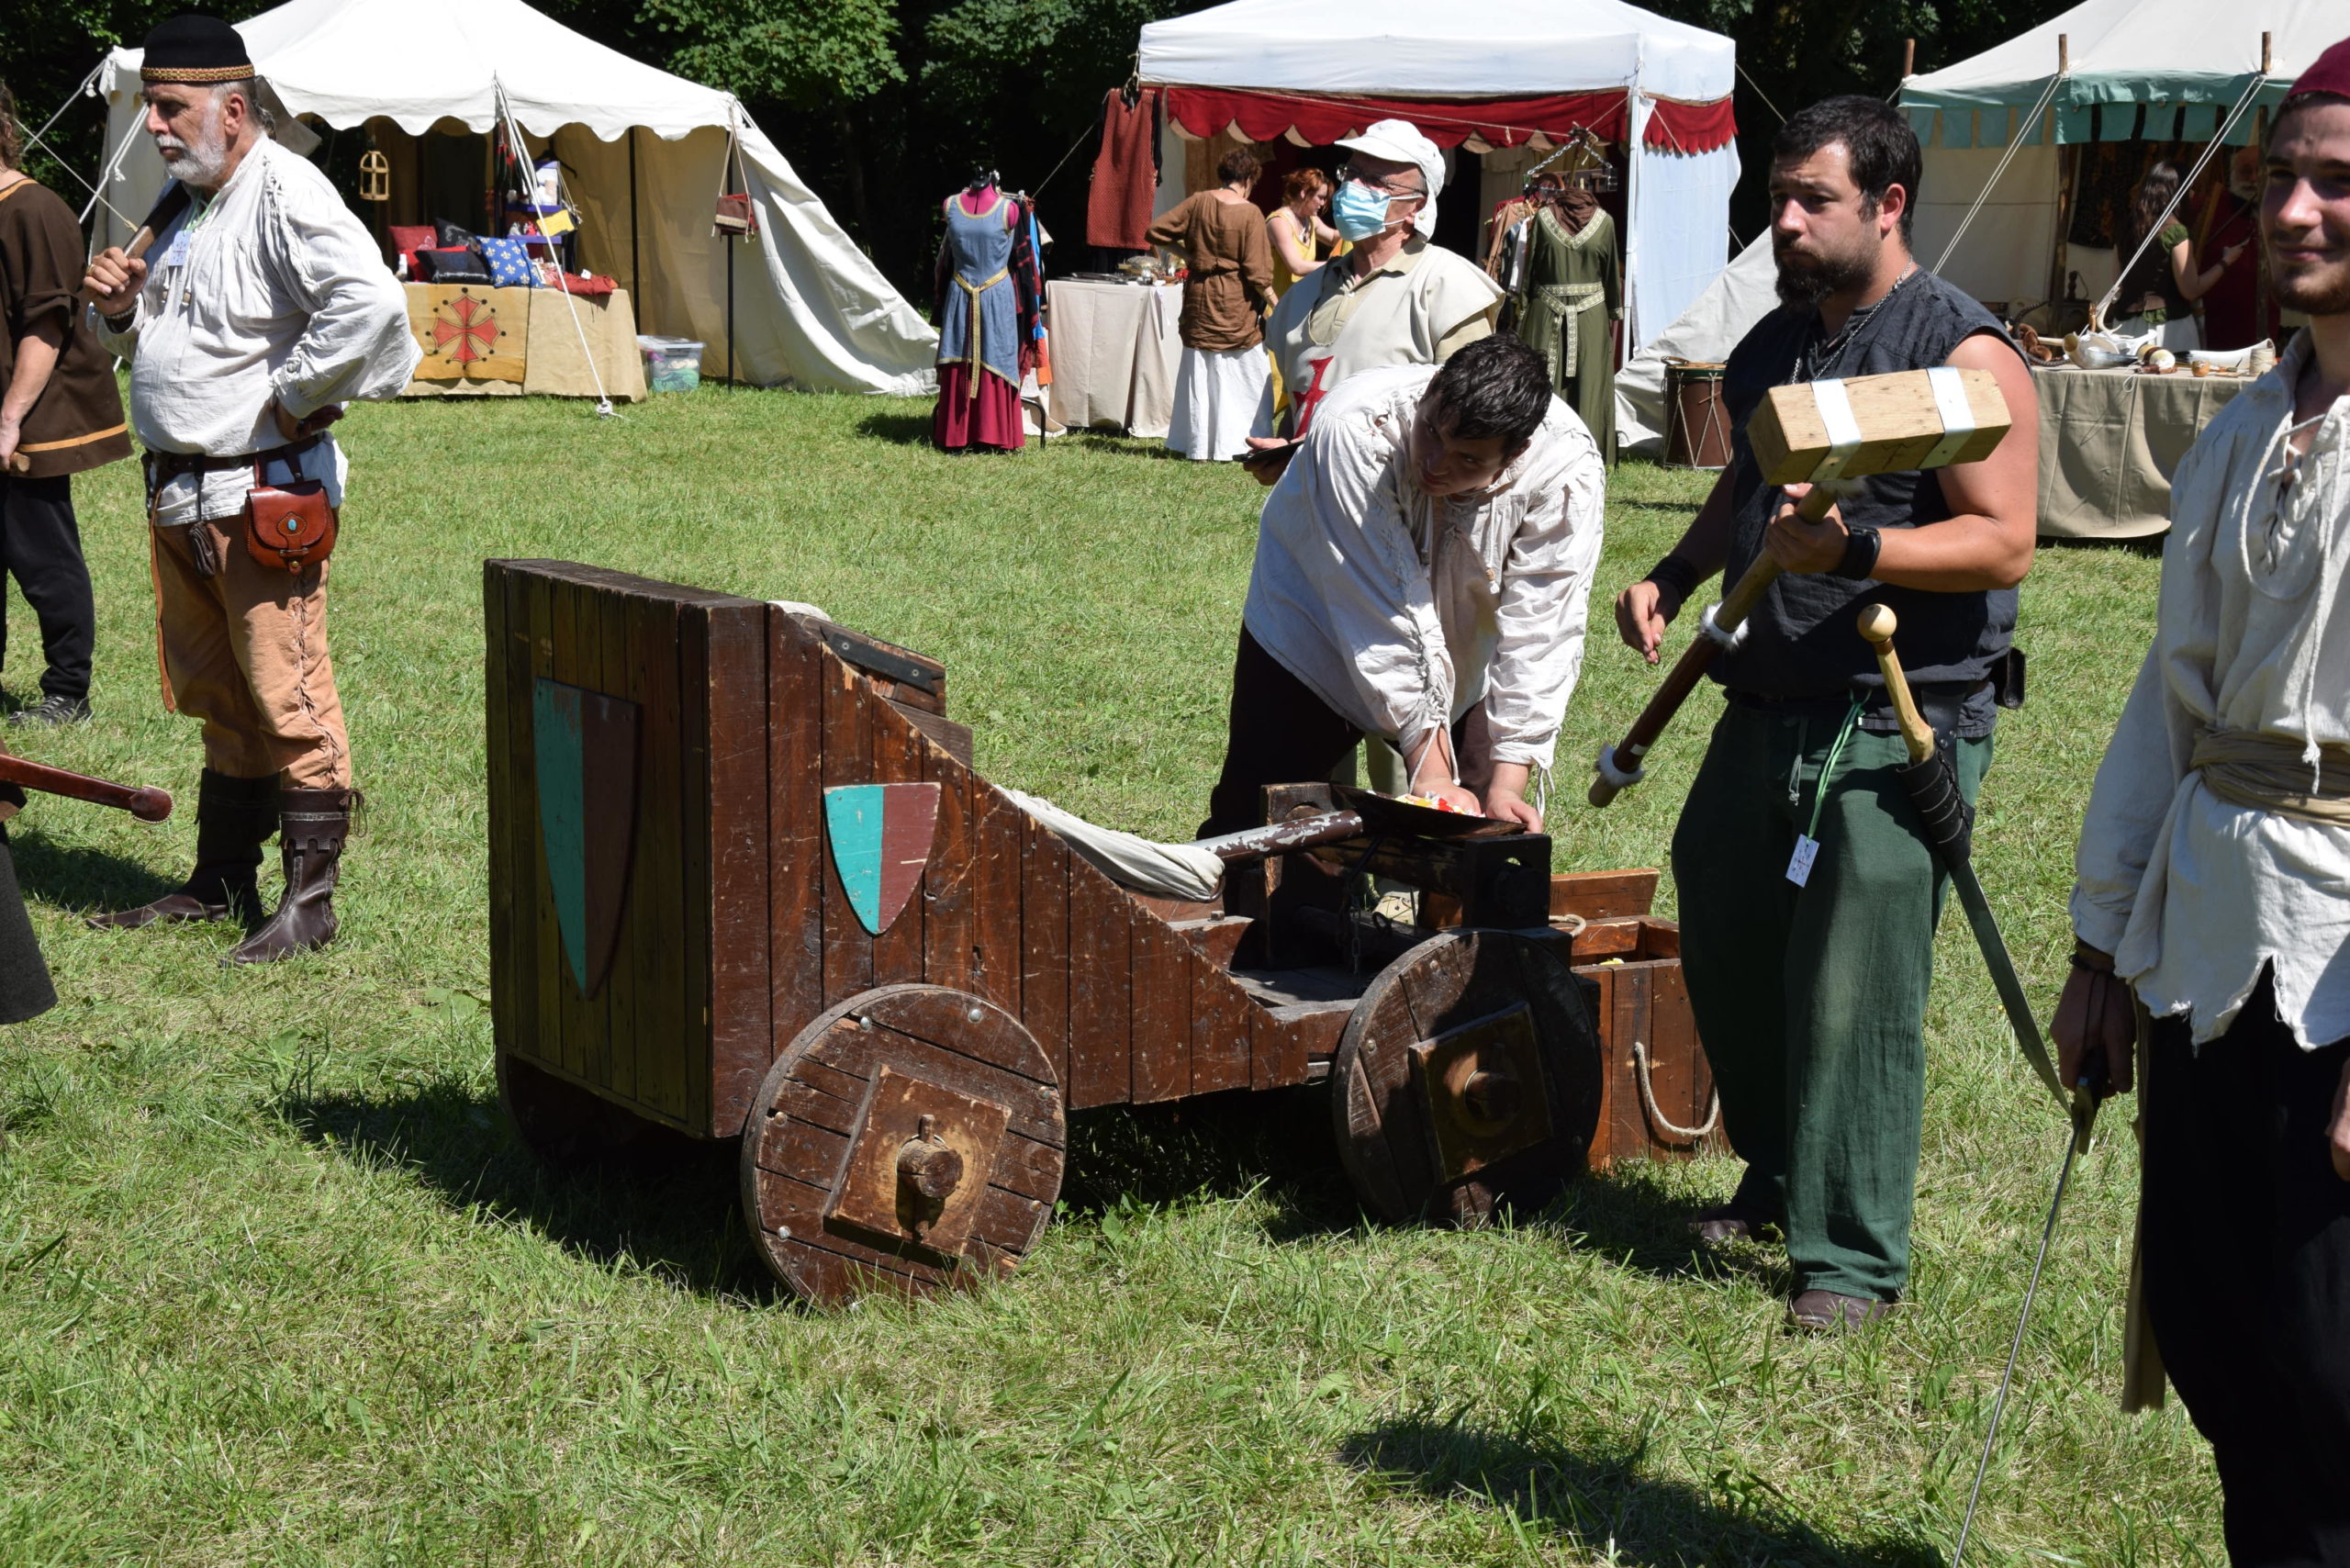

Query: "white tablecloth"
left=1046, top=280, right=1182, bottom=439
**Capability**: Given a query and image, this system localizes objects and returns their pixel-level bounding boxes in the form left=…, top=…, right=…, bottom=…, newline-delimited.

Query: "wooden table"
left=399, top=283, right=648, bottom=402
left=2033, top=363, right=2252, bottom=539
left=1044, top=279, right=1182, bottom=438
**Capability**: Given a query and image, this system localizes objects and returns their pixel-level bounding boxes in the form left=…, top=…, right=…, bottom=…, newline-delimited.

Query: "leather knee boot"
left=87, top=769, right=277, bottom=930
left=229, top=788, right=352, bottom=966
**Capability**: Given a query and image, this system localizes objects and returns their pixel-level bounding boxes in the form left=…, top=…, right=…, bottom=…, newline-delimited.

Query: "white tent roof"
left=100, top=0, right=935, bottom=395
left=1903, top=0, right=2339, bottom=112
left=1138, top=0, right=1734, bottom=103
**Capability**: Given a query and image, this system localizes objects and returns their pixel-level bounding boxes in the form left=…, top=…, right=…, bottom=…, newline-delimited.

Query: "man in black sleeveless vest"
left=1614, top=96, right=2041, bottom=1331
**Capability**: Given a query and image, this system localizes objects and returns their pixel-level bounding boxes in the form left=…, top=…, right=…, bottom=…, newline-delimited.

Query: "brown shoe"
left=1787, top=1289, right=1893, bottom=1332
left=1689, top=1202, right=1783, bottom=1248
left=228, top=788, right=352, bottom=965
left=87, top=769, right=276, bottom=930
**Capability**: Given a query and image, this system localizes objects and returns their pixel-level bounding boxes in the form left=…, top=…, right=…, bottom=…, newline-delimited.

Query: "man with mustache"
left=1201, top=334, right=1604, bottom=841
left=78, top=15, right=420, bottom=963
left=2057, top=41, right=2350, bottom=1562
left=1611, top=95, right=2041, bottom=1330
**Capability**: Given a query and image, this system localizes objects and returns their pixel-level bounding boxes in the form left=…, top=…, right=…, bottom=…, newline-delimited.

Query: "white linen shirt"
left=1241, top=364, right=1606, bottom=774
left=92, top=135, right=420, bottom=525
left=2070, top=330, right=2350, bottom=1048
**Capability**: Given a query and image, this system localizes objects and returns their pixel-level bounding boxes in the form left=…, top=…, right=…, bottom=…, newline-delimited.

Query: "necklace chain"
left=1801, top=264, right=1917, bottom=381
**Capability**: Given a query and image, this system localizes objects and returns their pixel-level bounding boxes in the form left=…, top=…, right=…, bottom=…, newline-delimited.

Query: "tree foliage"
left=636, top=0, right=904, bottom=114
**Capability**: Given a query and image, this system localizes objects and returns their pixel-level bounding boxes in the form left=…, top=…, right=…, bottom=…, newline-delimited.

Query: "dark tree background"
left=6, top=0, right=2078, bottom=308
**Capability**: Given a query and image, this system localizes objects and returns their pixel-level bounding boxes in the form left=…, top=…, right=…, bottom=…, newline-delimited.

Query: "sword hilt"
left=1855, top=605, right=1935, bottom=764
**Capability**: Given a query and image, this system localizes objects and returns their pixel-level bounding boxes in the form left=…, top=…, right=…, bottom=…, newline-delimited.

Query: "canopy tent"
left=1136, top=0, right=1740, bottom=350
left=94, top=0, right=936, bottom=396
left=1899, top=0, right=2338, bottom=314
left=1615, top=231, right=1775, bottom=456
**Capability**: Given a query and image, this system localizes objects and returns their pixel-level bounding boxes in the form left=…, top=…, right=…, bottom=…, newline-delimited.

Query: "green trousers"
left=1671, top=700, right=1991, bottom=1302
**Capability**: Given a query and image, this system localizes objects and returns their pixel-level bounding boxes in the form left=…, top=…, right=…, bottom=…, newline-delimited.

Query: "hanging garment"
left=934, top=191, right=1024, bottom=452
left=1086, top=87, right=1159, bottom=251
left=1516, top=206, right=1622, bottom=465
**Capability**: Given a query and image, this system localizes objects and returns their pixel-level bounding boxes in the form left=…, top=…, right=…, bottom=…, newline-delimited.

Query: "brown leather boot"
left=87, top=769, right=277, bottom=930
left=228, top=788, right=352, bottom=965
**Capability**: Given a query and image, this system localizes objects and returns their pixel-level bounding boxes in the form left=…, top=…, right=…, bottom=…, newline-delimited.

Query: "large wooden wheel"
left=1331, top=929, right=1602, bottom=1226
left=739, top=984, right=1067, bottom=1304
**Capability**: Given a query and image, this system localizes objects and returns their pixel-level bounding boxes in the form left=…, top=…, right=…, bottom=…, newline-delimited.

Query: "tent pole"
left=629, top=129, right=641, bottom=301
left=726, top=233, right=736, bottom=389
left=2045, top=36, right=2074, bottom=323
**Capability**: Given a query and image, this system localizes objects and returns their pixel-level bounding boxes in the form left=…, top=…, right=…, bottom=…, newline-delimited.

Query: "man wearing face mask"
left=1610, top=95, right=2040, bottom=1332
left=1242, top=120, right=1503, bottom=478
left=1201, top=334, right=1605, bottom=839
left=78, top=14, right=420, bottom=965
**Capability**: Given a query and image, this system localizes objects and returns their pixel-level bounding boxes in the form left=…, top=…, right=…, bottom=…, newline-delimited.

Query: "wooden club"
left=1855, top=604, right=1935, bottom=766
left=1588, top=365, right=2011, bottom=807
left=0, top=741, right=173, bottom=823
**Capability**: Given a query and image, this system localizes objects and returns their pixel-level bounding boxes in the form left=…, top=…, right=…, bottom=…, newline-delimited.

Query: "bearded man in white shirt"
left=1201, top=333, right=1605, bottom=838
left=78, top=15, right=420, bottom=964
left=2056, top=44, right=2350, bottom=1565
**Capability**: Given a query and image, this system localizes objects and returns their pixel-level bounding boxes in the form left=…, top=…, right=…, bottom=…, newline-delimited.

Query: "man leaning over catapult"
left=79, top=14, right=420, bottom=963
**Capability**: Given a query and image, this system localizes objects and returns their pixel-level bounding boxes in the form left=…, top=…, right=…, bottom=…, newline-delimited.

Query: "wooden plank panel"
left=767, top=613, right=826, bottom=1057
left=628, top=588, right=690, bottom=1127
left=547, top=576, right=590, bottom=1083
left=1578, top=969, right=1618, bottom=1167
left=1610, top=970, right=1653, bottom=1165
left=1018, top=821, right=1069, bottom=1094
left=1187, top=957, right=1253, bottom=1097
left=868, top=710, right=926, bottom=989
left=1065, top=867, right=1131, bottom=1109
left=1129, top=916, right=1188, bottom=1103
left=524, top=570, right=565, bottom=1078
left=599, top=580, right=638, bottom=1105
left=483, top=566, right=520, bottom=1066
left=702, top=600, right=772, bottom=1138
left=921, top=748, right=979, bottom=997
left=969, top=787, right=1025, bottom=1018
left=819, top=660, right=876, bottom=1006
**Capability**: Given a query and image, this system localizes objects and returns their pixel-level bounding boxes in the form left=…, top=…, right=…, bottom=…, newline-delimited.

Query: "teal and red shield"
left=823, top=783, right=940, bottom=936
left=532, top=678, right=641, bottom=997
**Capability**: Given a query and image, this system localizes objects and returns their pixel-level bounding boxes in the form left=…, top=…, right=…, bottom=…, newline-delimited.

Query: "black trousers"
left=1199, top=629, right=1364, bottom=839
left=2143, top=970, right=2350, bottom=1567
left=0, top=474, right=95, bottom=702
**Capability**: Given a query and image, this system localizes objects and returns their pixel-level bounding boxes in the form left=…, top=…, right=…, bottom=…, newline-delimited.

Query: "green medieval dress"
left=1516, top=206, right=1622, bottom=465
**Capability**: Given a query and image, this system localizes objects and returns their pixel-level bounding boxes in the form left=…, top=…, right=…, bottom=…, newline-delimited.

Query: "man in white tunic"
left=1244, top=120, right=1504, bottom=460
left=1202, top=335, right=1605, bottom=836
left=2056, top=48, right=2350, bottom=1564
left=78, top=15, right=420, bottom=964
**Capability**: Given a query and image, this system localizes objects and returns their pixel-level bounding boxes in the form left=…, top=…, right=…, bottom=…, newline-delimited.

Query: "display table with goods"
left=1043, top=278, right=1184, bottom=439
left=397, top=282, right=649, bottom=402
left=2031, top=359, right=2256, bottom=539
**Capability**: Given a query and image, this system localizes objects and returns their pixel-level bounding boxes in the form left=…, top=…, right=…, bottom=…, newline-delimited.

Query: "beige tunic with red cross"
left=1254, top=237, right=1504, bottom=439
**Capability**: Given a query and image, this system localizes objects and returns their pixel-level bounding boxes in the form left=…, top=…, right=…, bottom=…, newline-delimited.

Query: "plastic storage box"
left=637, top=334, right=705, bottom=393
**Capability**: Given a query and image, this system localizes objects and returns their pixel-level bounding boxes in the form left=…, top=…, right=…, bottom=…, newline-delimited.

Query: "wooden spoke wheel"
left=1331, top=929, right=1602, bottom=1226
left=740, top=984, right=1066, bottom=1305
left=498, top=1050, right=672, bottom=1169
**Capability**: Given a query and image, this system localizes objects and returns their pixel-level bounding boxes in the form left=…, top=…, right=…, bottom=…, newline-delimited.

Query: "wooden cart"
left=486, top=560, right=1697, bottom=1304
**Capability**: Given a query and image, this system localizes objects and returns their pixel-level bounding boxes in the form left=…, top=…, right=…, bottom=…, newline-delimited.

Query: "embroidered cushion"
left=479, top=236, right=539, bottom=288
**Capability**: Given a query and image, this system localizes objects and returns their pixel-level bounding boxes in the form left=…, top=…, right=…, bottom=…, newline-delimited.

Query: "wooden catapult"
left=487, top=561, right=1717, bottom=1305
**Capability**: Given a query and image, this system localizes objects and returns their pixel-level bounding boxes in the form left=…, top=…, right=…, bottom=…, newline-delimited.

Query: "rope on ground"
left=494, top=79, right=615, bottom=418
left=2089, top=73, right=2268, bottom=329
left=1927, top=71, right=2068, bottom=278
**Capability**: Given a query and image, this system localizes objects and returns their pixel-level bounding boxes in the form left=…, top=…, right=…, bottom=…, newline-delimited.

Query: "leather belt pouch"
left=246, top=481, right=337, bottom=574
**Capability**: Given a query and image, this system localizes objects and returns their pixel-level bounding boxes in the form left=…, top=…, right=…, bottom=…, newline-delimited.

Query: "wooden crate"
left=1550, top=872, right=1725, bottom=1170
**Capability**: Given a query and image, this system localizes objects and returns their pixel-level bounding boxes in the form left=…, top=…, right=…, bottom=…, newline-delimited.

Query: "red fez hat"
left=140, top=14, right=254, bottom=84
left=2286, top=36, right=2350, bottom=104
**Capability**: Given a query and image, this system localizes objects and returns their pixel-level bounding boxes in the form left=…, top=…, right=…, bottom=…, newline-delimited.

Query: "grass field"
left=0, top=386, right=2212, bottom=1566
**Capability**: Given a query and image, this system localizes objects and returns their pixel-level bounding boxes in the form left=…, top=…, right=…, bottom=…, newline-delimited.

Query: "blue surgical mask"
left=1332, top=181, right=1396, bottom=241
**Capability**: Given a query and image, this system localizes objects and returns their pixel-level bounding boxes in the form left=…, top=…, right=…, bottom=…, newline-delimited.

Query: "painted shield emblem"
left=823, top=783, right=941, bottom=936
left=533, top=678, right=641, bottom=998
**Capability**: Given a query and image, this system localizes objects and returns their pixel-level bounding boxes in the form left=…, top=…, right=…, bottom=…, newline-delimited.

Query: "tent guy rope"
left=493, top=78, right=616, bottom=417
left=1927, top=69, right=2068, bottom=279
left=2089, top=66, right=2267, bottom=330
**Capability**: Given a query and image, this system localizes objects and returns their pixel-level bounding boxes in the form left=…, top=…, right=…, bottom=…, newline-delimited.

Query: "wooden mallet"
left=1589, top=365, right=2011, bottom=807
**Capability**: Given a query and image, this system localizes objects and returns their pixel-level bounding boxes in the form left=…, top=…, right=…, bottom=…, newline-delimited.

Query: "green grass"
left=0, top=387, right=2210, bottom=1565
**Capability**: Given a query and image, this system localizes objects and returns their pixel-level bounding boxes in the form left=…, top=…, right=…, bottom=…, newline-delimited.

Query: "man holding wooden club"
left=1610, top=96, right=2039, bottom=1330
left=77, top=15, right=419, bottom=964
left=2058, top=46, right=2350, bottom=1562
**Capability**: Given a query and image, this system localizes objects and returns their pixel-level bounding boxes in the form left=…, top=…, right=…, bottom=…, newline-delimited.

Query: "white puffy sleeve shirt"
left=1241, top=364, right=1606, bottom=774
left=2070, top=333, right=2350, bottom=1048
left=92, top=136, right=420, bottom=523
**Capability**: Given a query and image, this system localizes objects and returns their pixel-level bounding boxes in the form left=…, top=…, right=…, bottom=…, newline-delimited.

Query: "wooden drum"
left=1663, top=360, right=1732, bottom=470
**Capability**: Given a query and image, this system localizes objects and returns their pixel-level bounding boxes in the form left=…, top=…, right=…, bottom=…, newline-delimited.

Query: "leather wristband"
left=1831, top=526, right=1882, bottom=580
left=1645, top=554, right=1702, bottom=602
left=103, top=308, right=137, bottom=332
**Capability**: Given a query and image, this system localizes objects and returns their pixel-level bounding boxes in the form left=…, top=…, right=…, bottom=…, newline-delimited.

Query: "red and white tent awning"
left=1161, top=86, right=1736, bottom=154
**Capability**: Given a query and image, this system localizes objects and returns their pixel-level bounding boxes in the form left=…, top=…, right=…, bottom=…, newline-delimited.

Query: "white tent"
left=1900, top=0, right=2338, bottom=312
left=1616, top=231, right=1775, bottom=456
left=1136, top=0, right=1741, bottom=348
left=94, top=0, right=936, bottom=395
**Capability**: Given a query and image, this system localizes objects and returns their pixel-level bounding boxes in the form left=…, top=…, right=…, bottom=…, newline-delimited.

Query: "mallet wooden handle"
left=0, top=752, right=173, bottom=823
left=1856, top=604, right=1935, bottom=765
left=1589, top=486, right=1840, bottom=808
